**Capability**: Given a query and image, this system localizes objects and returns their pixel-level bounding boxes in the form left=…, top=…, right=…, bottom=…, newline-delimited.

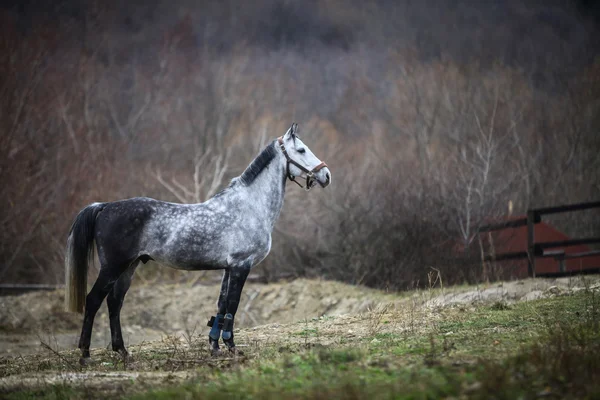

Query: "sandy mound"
left=425, top=275, right=600, bottom=307
left=0, top=279, right=394, bottom=356
left=0, top=279, right=392, bottom=334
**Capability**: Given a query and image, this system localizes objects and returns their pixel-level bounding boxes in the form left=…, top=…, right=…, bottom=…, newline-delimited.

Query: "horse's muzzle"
left=316, top=168, right=331, bottom=188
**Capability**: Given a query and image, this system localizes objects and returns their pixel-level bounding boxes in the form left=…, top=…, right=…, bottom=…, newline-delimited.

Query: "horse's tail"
left=65, top=202, right=105, bottom=313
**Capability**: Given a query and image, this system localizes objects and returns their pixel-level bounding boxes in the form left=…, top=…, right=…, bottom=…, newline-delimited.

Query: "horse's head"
left=278, top=123, right=331, bottom=190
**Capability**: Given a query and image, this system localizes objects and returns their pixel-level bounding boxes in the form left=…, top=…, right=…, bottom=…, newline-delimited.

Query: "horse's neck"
left=240, top=153, right=287, bottom=230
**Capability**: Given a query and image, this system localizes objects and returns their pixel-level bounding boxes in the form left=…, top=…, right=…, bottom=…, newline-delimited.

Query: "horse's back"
left=92, top=195, right=267, bottom=271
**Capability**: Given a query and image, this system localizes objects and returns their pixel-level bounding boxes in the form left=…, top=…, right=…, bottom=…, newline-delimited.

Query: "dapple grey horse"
left=65, top=123, right=331, bottom=364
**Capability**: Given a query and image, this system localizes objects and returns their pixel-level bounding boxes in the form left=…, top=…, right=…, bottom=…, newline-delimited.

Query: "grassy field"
left=1, top=280, right=599, bottom=399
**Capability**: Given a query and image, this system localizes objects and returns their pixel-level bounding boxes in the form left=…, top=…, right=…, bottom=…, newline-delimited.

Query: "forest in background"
left=1, top=0, right=599, bottom=289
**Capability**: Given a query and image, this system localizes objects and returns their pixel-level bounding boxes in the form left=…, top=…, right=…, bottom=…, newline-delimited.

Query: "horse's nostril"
left=325, top=172, right=331, bottom=183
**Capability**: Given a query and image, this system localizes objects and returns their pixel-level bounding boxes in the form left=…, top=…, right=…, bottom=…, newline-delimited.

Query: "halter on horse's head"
left=277, top=123, right=331, bottom=190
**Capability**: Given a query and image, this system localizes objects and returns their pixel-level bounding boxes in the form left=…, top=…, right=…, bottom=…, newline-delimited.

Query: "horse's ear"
left=284, top=123, right=298, bottom=140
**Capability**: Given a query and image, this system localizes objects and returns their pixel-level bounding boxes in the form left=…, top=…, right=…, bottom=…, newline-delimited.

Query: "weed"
left=490, top=301, right=511, bottom=311
left=366, top=303, right=392, bottom=337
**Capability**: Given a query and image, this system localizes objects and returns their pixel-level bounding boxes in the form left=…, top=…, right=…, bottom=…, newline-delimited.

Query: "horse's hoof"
left=79, top=356, right=93, bottom=366
left=209, top=338, right=221, bottom=357
left=118, top=350, right=134, bottom=363
left=228, top=347, right=244, bottom=356
left=224, top=341, right=242, bottom=355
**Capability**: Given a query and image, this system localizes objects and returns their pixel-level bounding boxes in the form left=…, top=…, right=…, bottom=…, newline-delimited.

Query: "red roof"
left=482, top=216, right=600, bottom=278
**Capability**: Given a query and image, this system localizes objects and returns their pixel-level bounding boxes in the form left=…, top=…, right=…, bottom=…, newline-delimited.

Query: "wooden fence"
left=0, top=274, right=267, bottom=296
left=479, top=200, right=600, bottom=277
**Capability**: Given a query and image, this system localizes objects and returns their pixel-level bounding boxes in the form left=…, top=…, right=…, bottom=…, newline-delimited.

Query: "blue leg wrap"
left=209, top=314, right=223, bottom=341
left=222, top=313, right=233, bottom=341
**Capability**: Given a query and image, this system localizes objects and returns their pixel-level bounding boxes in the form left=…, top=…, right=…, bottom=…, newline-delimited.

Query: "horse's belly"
left=149, top=246, right=228, bottom=271
left=144, top=226, right=270, bottom=271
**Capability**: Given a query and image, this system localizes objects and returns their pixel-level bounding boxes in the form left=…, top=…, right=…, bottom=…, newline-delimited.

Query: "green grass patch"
left=293, top=327, right=319, bottom=337
left=128, top=290, right=600, bottom=399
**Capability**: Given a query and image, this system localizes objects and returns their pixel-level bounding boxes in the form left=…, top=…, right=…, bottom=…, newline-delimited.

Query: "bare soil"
left=0, top=278, right=396, bottom=357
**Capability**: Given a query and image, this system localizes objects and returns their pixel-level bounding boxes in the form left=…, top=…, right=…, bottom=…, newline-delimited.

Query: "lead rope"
left=286, top=161, right=305, bottom=188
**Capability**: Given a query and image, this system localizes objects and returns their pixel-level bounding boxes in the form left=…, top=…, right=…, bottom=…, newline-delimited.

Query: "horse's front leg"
left=222, top=262, right=251, bottom=352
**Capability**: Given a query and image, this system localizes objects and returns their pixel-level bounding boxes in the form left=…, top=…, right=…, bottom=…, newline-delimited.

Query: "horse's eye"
left=298, top=148, right=306, bottom=154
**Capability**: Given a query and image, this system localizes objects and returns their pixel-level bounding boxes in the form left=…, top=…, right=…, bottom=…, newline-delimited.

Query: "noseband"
left=277, top=136, right=328, bottom=190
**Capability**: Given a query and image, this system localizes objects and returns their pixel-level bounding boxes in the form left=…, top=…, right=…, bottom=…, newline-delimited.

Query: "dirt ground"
left=1, top=275, right=598, bottom=358
left=0, top=278, right=396, bottom=357
left=1, top=275, right=599, bottom=395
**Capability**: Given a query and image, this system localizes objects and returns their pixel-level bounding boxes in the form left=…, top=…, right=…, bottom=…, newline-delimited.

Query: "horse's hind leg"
left=222, top=262, right=251, bottom=352
left=78, top=265, right=123, bottom=365
left=107, top=261, right=138, bottom=361
left=208, top=269, right=229, bottom=355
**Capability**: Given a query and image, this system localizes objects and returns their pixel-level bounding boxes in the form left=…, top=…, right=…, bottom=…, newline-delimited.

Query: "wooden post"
left=527, top=210, right=536, bottom=278
left=558, top=258, right=566, bottom=273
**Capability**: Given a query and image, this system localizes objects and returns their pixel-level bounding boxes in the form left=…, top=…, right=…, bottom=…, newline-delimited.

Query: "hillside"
left=1, top=276, right=599, bottom=398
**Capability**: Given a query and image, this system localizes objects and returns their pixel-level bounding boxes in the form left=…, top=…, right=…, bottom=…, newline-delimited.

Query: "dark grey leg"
left=107, top=261, right=138, bottom=360
left=217, top=269, right=229, bottom=315
left=222, top=263, right=251, bottom=351
left=209, top=269, right=229, bottom=355
left=78, top=267, right=122, bottom=365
